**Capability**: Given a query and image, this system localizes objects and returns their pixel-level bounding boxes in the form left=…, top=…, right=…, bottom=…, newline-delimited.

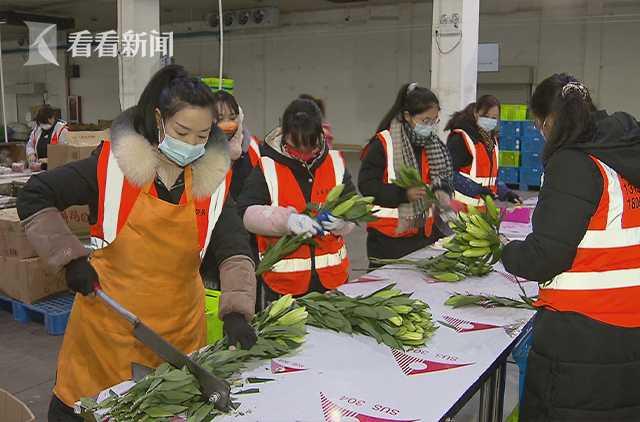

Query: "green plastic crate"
left=200, top=77, right=234, bottom=94
left=501, top=104, right=528, bottom=121
left=499, top=150, right=520, bottom=168
left=205, top=289, right=223, bottom=344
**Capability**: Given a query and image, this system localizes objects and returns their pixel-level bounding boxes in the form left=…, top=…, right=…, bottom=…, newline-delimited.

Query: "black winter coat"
left=502, top=111, right=640, bottom=420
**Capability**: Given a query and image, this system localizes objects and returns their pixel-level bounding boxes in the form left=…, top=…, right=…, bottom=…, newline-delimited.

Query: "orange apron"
left=54, top=167, right=207, bottom=407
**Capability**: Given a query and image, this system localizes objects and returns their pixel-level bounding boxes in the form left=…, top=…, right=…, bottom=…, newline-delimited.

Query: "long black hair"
left=531, top=73, right=596, bottom=162
left=282, top=99, right=323, bottom=149
left=133, top=64, right=216, bottom=144
left=35, top=104, right=56, bottom=124
left=212, top=90, right=240, bottom=117
left=376, top=83, right=439, bottom=133
left=445, top=95, right=500, bottom=131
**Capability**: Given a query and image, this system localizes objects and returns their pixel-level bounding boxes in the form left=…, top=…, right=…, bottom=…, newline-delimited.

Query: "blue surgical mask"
left=414, top=123, right=435, bottom=137
left=478, top=117, right=498, bottom=132
left=158, top=120, right=206, bottom=167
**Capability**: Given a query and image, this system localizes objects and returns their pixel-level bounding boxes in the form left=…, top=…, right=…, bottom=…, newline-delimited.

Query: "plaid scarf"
left=389, top=117, right=453, bottom=232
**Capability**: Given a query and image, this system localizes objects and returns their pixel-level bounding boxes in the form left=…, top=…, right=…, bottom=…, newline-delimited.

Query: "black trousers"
left=366, top=227, right=442, bottom=267
left=48, top=395, right=82, bottom=422
left=521, top=309, right=640, bottom=421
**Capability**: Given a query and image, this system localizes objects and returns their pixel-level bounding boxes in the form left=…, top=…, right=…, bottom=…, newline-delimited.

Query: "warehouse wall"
left=2, top=1, right=640, bottom=144
left=167, top=1, right=640, bottom=145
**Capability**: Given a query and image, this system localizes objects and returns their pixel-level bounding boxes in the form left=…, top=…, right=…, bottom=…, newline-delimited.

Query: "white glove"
left=287, top=213, right=322, bottom=237
left=321, top=215, right=347, bottom=233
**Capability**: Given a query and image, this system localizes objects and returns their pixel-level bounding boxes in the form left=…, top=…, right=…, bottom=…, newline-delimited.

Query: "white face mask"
left=414, top=123, right=435, bottom=137
left=157, top=120, right=206, bottom=167
left=40, top=123, right=52, bottom=130
left=478, top=117, right=498, bottom=132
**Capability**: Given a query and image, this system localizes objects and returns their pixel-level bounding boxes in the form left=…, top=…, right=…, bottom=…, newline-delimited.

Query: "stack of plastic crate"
left=519, top=121, right=544, bottom=189
left=498, top=121, right=521, bottom=185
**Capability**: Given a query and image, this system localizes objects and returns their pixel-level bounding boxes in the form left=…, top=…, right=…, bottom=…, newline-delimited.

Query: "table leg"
left=478, top=361, right=507, bottom=422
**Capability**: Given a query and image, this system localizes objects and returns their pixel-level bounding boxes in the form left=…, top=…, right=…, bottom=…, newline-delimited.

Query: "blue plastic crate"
left=499, top=167, right=519, bottom=184
left=521, top=121, right=541, bottom=138
left=500, top=121, right=521, bottom=140
left=520, top=167, right=543, bottom=189
left=521, top=152, right=543, bottom=170
left=499, top=136, right=520, bottom=151
left=0, top=292, right=75, bottom=335
left=521, top=135, right=543, bottom=153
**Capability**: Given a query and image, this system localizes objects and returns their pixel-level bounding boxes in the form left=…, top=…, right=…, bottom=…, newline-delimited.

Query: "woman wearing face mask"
left=26, top=104, right=68, bottom=166
left=17, top=65, right=257, bottom=421
left=238, top=98, right=356, bottom=307
left=359, top=83, right=454, bottom=263
left=299, top=94, right=334, bottom=149
left=501, top=74, right=640, bottom=420
left=212, top=90, right=262, bottom=200
left=446, top=95, right=521, bottom=207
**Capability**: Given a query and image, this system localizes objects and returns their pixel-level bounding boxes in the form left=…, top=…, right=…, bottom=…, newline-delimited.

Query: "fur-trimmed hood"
left=109, top=108, right=230, bottom=199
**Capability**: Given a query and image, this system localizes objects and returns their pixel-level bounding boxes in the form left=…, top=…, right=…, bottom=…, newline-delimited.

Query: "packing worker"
left=501, top=73, right=640, bottom=420
left=26, top=104, right=68, bottom=166
left=238, top=98, right=355, bottom=307
left=17, top=65, right=257, bottom=421
left=359, top=83, right=453, bottom=262
left=445, top=95, right=521, bottom=207
left=213, top=90, right=262, bottom=200
left=201, top=91, right=262, bottom=289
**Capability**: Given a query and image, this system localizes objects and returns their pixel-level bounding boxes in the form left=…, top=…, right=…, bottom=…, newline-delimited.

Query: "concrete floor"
left=0, top=151, right=520, bottom=421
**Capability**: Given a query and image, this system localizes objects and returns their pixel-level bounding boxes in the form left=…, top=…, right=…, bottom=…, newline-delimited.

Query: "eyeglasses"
left=414, top=116, right=440, bottom=126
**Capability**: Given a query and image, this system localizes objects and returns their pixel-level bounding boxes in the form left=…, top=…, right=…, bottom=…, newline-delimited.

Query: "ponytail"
left=531, top=73, right=596, bottom=162
left=134, top=64, right=216, bottom=144
left=376, top=83, right=439, bottom=134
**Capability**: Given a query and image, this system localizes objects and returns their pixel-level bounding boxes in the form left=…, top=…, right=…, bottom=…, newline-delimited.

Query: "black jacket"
left=502, top=111, right=640, bottom=281
left=502, top=111, right=640, bottom=421
left=446, top=120, right=490, bottom=170
left=358, top=134, right=441, bottom=260
left=17, top=127, right=252, bottom=273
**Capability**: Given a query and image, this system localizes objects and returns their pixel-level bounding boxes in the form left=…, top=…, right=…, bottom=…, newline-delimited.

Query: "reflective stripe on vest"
left=453, top=129, right=498, bottom=207
left=537, top=156, right=640, bottom=327
left=257, top=150, right=349, bottom=295
left=248, top=137, right=261, bottom=168
left=89, top=140, right=229, bottom=258
left=367, top=130, right=433, bottom=238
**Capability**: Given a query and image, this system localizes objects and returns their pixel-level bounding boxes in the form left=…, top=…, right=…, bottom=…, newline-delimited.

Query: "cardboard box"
left=61, top=205, right=91, bottom=236
left=0, top=389, right=35, bottom=422
left=64, top=130, right=108, bottom=146
left=0, top=208, right=37, bottom=259
left=47, top=144, right=97, bottom=170
left=0, top=256, right=67, bottom=304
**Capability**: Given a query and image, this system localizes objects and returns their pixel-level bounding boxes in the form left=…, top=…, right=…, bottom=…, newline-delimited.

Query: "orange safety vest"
left=367, top=130, right=434, bottom=238
left=29, top=120, right=68, bottom=158
left=536, top=156, right=640, bottom=327
left=248, top=136, right=261, bottom=168
left=452, top=129, right=499, bottom=207
left=89, top=140, right=232, bottom=256
left=256, top=151, right=349, bottom=296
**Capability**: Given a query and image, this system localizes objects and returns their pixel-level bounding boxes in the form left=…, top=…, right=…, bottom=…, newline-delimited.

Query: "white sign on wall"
left=478, top=43, right=500, bottom=72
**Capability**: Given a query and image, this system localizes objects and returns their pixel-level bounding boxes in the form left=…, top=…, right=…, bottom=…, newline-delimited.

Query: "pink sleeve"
left=243, top=205, right=295, bottom=236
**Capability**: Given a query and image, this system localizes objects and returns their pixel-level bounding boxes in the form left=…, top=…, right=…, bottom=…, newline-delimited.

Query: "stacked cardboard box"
left=0, top=208, right=67, bottom=304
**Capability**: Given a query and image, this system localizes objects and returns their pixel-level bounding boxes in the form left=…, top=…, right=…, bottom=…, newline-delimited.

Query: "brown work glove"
left=22, top=207, right=88, bottom=272
left=218, top=255, right=257, bottom=321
